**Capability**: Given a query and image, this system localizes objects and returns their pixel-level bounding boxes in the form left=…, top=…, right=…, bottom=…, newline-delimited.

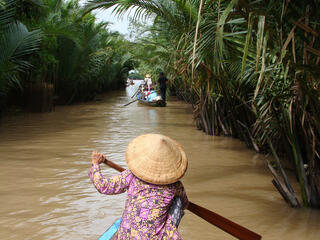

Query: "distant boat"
left=136, top=89, right=166, bottom=107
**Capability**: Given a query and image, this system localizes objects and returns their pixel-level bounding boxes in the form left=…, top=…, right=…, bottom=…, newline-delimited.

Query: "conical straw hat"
left=126, top=134, right=188, bottom=185
left=146, top=74, right=151, bottom=78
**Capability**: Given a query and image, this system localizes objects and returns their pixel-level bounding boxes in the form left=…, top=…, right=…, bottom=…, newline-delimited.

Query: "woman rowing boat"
left=89, top=133, right=189, bottom=239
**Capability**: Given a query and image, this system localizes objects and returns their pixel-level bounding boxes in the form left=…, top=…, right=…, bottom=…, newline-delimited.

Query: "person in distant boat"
left=144, top=74, right=153, bottom=92
left=157, top=72, right=168, bottom=102
left=89, top=133, right=189, bottom=240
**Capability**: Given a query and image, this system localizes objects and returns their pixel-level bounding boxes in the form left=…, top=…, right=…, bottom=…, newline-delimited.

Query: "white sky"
left=77, top=0, right=153, bottom=41
left=78, top=1, right=133, bottom=37
left=93, top=6, right=134, bottom=37
left=79, top=1, right=152, bottom=39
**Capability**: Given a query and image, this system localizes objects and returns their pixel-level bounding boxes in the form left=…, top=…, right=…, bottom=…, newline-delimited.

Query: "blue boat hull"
left=98, top=218, right=121, bottom=240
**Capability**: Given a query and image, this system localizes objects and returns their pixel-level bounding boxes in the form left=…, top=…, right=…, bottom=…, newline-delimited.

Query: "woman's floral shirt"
left=89, top=164, right=189, bottom=240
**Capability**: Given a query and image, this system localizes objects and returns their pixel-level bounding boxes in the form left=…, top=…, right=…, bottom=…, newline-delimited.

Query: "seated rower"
left=89, top=133, right=189, bottom=239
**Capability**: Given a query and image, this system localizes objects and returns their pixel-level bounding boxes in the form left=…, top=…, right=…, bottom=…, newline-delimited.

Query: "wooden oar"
left=122, top=99, right=138, bottom=107
left=103, top=159, right=262, bottom=240
left=131, top=85, right=141, bottom=98
left=187, top=202, right=261, bottom=240
left=104, top=159, right=125, bottom=172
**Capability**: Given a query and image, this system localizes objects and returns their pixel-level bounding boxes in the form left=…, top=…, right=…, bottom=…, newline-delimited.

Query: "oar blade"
left=187, top=202, right=261, bottom=240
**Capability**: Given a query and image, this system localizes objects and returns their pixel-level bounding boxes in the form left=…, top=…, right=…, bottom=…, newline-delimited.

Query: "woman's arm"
left=88, top=151, right=133, bottom=195
left=89, top=164, right=132, bottom=195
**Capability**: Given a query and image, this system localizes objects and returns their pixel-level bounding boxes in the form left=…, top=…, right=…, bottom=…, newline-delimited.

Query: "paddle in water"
left=122, top=99, right=138, bottom=107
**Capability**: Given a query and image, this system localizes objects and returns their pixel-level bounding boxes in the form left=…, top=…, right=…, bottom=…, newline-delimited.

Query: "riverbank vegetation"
left=0, top=0, right=134, bottom=115
left=85, top=0, right=320, bottom=208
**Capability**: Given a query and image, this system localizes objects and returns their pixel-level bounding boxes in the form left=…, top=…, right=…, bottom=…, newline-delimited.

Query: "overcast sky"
left=93, top=6, right=134, bottom=37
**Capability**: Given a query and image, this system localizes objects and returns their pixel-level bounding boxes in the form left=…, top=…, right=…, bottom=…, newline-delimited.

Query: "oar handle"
left=103, top=159, right=262, bottom=240
left=104, top=159, right=126, bottom=172
left=131, top=84, right=142, bottom=98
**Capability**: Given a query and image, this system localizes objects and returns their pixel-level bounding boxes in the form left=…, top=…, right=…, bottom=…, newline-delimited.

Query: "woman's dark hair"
left=159, top=72, right=164, bottom=77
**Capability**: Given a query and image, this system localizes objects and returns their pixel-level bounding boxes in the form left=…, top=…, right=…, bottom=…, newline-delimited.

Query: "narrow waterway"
left=0, top=84, right=319, bottom=240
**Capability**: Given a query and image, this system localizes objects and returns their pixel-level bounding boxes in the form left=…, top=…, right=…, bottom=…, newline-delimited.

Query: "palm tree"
left=0, top=0, right=42, bottom=113
left=22, top=0, right=135, bottom=105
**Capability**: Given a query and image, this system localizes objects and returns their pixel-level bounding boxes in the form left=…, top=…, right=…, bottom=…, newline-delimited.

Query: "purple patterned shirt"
left=89, top=164, right=189, bottom=239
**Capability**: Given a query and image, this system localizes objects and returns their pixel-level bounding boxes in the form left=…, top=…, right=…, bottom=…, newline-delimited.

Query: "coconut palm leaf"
left=0, top=0, right=15, bottom=29
left=0, top=22, right=41, bottom=91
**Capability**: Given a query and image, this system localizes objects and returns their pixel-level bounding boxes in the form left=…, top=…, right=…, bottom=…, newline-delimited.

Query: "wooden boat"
left=137, top=96, right=166, bottom=107
left=136, top=90, right=166, bottom=107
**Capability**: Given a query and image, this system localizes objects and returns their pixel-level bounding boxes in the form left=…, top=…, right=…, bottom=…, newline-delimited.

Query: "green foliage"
left=0, top=0, right=135, bottom=112
left=0, top=0, right=42, bottom=111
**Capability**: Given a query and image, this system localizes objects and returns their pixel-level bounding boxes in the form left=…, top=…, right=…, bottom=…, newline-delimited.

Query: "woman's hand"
left=91, top=151, right=106, bottom=165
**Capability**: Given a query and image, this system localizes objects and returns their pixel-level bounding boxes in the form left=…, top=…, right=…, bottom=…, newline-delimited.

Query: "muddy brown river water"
left=0, top=85, right=319, bottom=240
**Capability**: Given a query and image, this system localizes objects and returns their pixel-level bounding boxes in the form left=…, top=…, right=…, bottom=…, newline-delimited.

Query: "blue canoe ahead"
left=98, top=218, right=121, bottom=240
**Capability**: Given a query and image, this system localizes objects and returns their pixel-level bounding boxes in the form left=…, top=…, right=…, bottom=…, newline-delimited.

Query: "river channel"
left=0, top=84, right=319, bottom=239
